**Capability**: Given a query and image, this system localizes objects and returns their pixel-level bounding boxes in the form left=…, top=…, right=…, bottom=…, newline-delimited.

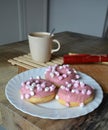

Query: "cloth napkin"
left=63, top=53, right=108, bottom=64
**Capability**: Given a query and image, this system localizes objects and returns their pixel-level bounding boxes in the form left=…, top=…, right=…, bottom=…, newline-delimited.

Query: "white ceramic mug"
left=28, top=32, right=61, bottom=62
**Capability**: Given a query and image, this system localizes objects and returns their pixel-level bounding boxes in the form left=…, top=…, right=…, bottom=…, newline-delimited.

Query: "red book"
left=63, top=54, right=108, bottom=64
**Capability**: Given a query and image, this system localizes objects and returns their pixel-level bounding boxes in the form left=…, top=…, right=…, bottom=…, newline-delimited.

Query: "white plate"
left=5, top=67, right=103, bottom=119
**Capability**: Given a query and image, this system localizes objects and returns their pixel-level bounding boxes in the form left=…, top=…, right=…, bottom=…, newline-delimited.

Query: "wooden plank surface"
left=1, top=31, right=108, bottom=130
left=1, top=94, right=108, bottom=130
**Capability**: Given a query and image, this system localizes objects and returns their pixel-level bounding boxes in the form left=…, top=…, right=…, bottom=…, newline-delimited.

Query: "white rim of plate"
left=5, top=67, right=103, bottom=119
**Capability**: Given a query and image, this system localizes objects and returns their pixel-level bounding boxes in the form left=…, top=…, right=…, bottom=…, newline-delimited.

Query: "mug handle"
left=51, top=39, right=61, bottom=53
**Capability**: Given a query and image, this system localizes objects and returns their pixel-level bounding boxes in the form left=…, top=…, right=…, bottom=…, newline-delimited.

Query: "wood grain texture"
left=1, top=94, right=108, bottom=130
left=1, top=32, right=108, bottom=130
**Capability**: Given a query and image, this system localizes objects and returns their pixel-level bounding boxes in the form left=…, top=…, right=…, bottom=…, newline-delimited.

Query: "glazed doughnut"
left=20, top=76, right=57, bottom=104
left=45, top=64, right=80, bottom=87
left=55, top=80, right=94, bottom=107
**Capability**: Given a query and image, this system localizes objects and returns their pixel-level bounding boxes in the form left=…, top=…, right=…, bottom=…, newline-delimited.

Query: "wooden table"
left=1, top=32, right=108, bottom=130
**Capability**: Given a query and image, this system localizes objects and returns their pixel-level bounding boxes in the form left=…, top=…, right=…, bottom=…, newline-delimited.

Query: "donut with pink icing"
left=20, top=76, right=57, bottom=104
left=55, top=80, right=94, bottom=107
left=45, top=64, right=80, bottom=87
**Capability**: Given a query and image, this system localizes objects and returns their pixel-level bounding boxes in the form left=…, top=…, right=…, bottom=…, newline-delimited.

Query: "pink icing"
left=45, top=64, right=80, bottom=86
left=20, top=78, right=56, bottom=100
left=56, top=80, right=94, bottom=106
